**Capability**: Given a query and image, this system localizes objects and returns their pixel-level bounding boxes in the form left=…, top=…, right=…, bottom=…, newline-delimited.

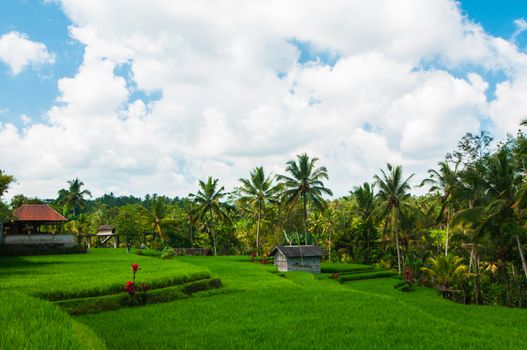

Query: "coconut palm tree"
left=57, top=178, right=92, bottom=218
left=454, top=148, right=527, bottom=282
left=189, top=177, right=230, bottom=256
left=420, top=161, right=460, bottom=255
left=277, top=153, right=333, bottom=245
left=350, top=182, right=376, bottom=263
left=374, top=164, right=414, bottom=274
left=237, top=166, right=281, bottom=253
left=147, top=196, right=178, bottom=242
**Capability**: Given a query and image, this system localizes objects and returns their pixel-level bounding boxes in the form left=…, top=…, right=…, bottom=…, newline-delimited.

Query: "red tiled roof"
left=13, top=204, right=67, bottom=222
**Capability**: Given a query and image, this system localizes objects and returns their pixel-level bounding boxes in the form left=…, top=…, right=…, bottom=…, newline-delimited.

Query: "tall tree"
left=147, top=196, right=178, bottom=242
left=454, top=148, right=526, bottom=282
left=237, top=166, right=281, bottom=253
left=189, top=177, right=230, bottom=256
left=374, top=164, right=414, bottom=274
left=277, top=153, right=333, bottom=245
left=350, top=182, right=376, bottom=263
left=0, top=170, right=15, bottom=199
left=115, top=204, right=146, bottom=252
left=420, top=161, right=460, bottom=255
left=57, top=178, right=92, bottom=218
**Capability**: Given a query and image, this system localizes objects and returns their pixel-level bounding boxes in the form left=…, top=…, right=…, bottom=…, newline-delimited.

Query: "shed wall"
left=287, top=256, right=321, bottom=273
left=274, top=251, right=288, bottom=272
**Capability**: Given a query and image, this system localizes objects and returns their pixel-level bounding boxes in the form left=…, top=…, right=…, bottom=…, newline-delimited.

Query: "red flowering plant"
left=403, top=267, right=414, bottom=284
left=260, top=252, right=268, bottom=265
left=251, top=251, right=257, bottom=262
left=124, top=263, right=149, bottom=305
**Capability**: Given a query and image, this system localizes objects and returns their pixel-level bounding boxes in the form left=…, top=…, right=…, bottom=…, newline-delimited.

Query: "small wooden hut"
left=269, top=245, right=324, bottom=273
left=96, top=225, right=119, bottom=248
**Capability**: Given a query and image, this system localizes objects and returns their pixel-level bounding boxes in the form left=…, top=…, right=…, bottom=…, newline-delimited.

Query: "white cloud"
left=2, top=0, right=527, bottom=199
left=512, top=18, right=527, bottom=42
left=20, top=114, right=31, bottom=125
left=0, top=31, right=55, bottom=74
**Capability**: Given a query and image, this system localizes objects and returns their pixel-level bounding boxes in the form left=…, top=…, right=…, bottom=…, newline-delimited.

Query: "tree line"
left=1, top=129, right=527, bottom=307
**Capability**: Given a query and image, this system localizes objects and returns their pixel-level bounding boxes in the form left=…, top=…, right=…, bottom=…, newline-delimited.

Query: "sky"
left=1, top=0, right=527, bottom=200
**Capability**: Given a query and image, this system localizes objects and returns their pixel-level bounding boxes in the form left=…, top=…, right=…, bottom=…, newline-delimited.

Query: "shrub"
left=393, top=281, right=414, bottom=292
left=329, top=272, right=340, bottom=279
left=337, top=271, right=397, bottom=283
left=321, top=263, right=375, bottom=274
left=160, top=246, right=177, bottom=260
left=55, top=279, right=222, bottom=315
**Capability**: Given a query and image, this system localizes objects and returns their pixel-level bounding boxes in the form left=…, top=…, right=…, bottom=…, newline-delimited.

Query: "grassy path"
left=78, top=256, right=527, bottom=349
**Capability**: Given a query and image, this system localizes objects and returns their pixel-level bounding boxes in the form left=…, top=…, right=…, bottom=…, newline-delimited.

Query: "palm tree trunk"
left=328, top=229, right=332, bottom=262
left=474, top=248, right=481, bottom=305
left=392, top=206, right=402, bottom=274
left=303, top=193, right=308, bottom=245
left=188, top=218, right=194, bottom=248
left=256, top=200, right=262, bottom=253
left=209, top=206, right=217, bottom=256
left=515, top=234, right=527, bottom=281
left=444, top=209, right=450, bottom=256
left=366, top=223, right=370, bottom=264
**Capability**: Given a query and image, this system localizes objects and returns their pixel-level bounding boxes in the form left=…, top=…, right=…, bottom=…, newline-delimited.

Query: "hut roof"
left=270, top=245, right=324, bottom=258
left=13, top=204, right=66, bottom=222
left=98, top=225, right=114, bottom=231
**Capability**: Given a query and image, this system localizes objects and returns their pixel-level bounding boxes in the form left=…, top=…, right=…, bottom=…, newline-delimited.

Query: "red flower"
left=124, top=281, right=136, bottom=294
left=131, top=263, right=140, bottom=272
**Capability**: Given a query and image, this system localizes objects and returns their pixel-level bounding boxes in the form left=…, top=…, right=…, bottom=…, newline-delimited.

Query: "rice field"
left=0, top=291, right=104, bottom=349
left=1, top=251, right=527, bottom=349
left=78, top=256, right=527, bottom=349
left=0, top=249, right=210, bottom=300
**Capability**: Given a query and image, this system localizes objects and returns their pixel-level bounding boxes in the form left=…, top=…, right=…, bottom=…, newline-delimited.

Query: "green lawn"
left=1, top=251, right=526, bottom=349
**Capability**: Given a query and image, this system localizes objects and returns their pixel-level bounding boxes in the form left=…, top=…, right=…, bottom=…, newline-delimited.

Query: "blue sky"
left=0, top=0, right=82, bottom=127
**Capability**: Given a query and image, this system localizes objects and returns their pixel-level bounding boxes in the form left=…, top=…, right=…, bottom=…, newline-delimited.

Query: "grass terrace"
left=77, top=256, right=527, bottom=350
left=1, top=252, right=527, bottom=349
left=0, top=249, right=211, bottom=300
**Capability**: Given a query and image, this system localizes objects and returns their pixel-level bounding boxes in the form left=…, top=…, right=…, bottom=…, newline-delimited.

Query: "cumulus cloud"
left=2, top=0, right=527, bottom=199
left=0, top=31, right=55, bottom=74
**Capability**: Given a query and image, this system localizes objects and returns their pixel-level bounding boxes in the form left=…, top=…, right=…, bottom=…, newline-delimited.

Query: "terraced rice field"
left=1, top=251, right=526, bottom=349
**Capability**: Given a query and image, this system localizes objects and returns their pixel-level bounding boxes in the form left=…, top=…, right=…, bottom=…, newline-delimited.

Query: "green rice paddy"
left=1, top=250, right=526, bottom=349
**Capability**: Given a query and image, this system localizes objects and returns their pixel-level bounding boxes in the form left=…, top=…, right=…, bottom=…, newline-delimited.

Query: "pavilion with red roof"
left=3, top=204, right=67, bottom=235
